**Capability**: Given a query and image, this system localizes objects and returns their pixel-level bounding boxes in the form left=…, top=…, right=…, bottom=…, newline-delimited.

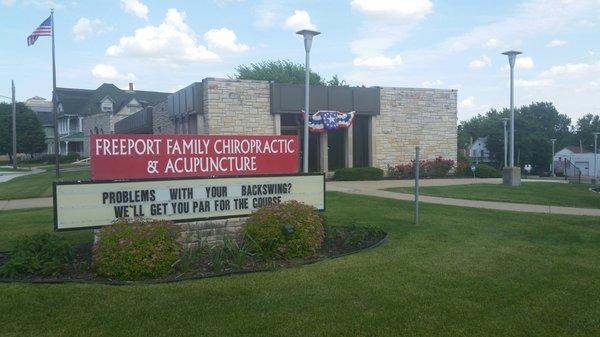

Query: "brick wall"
left=203, top=78, right=275, bottom=134
left=373, top=88, right=457, bottom=169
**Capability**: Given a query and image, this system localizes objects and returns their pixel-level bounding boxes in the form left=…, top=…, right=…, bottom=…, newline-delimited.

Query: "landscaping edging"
left=0, top=229, right=388, bottom=286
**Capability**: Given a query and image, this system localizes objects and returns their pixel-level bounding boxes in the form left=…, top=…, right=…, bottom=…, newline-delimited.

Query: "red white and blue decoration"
left=302, top=110, right=356, bottom=133
left=27, top=15, right=52, bottom=46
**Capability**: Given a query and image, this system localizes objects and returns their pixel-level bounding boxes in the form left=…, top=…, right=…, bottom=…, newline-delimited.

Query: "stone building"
left=116, top=77, right=458, bottom=173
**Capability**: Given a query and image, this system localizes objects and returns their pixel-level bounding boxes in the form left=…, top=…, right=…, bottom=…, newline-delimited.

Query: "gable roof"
left=558, top=146, right=592, bottom=154
left=55, top=83, right=169, bottom=117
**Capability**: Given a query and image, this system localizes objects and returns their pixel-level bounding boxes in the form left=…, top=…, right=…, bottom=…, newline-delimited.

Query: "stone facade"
left=82, top=113, right=111, bottom=156
left=372, top=87, right=457, bottom=168
left=202, top=78, right=276, bottom=135
left=177, top=217, right=247, bottom=251
left=152, top=100, right=173, bottom=134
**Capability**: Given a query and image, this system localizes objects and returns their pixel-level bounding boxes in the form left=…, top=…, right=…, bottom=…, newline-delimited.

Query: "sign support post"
left=414, top=146, right=420, bottom=225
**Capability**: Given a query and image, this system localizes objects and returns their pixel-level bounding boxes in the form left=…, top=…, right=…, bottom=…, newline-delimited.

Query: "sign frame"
left=52, top=173, right=326, bottom=232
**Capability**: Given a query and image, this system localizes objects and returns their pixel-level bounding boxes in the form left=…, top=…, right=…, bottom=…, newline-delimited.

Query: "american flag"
left=27, top=15, right=52, bottom=46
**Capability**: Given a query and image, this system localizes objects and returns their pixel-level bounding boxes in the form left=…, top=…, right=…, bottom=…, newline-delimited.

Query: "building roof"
left=557, top=146, right=592, bottom=154
left=25, top=96, right=54, bottom=126
left=55, top=83, right=169, bottom=117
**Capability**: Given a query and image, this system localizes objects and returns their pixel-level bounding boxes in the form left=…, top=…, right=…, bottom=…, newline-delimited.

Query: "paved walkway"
left=0, top=167, right=44, bottom=183
left=1, top=178, right=595, bottom=216
left=327, top=179, right=600, bottom=217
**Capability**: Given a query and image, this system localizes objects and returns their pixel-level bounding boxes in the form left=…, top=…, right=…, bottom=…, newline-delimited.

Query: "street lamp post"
left=296, top=29, right=321, bottom=173
left=502, top=50, right=522, bottom=186
left=550, top=138, right=556, bottom=177
left=502, top=118, right=509, bottom=168
left=594, top=132, right=600, bottom=181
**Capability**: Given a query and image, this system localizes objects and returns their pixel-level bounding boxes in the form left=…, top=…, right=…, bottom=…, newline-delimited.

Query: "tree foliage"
left=234, top=60, right=347, bottom=86
left=0, top=102, right=46, bottom=159
left=458, top=102, right=573, bottom=174
left=574, top=114, right=600, bottom=151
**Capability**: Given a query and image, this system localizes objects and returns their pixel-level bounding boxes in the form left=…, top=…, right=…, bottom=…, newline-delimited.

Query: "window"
left=101, top=99, right=113, bottom=113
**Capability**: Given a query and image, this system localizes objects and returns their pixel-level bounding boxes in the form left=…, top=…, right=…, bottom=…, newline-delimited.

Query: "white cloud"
left=91, top=64, right=136, bottom=81
left=546, top=39, right=567, bottom=47
left=515, top=79, right=554, bottom=87
left=468, top=55, right=491, bottom=70
left=541, top=61, right=600, bottom=77
left=254, top=0, right=283, bottom=29
left=483, top=38, right=501, bottom=48
left=1, top=0, right=16, bottom=6
left=72, top=17, right=103, bottom=41
left=353, top=55, right=403, bottom=69
left=350, top=0, right=432, bottom=23
left=350, top=0, right=433, bottom=58
left=120, top=0, right=149, bottom=20
left=106, top=9, right=219, bottom=65
left=283, top=10, right=317, bottom=31
left=459, top=96, right=475, bottom=109
left=422, top=79, right=444, bottom=87
left=203, top=28, right=249, bottom=53
left=516, top=56, right=534, bottom=69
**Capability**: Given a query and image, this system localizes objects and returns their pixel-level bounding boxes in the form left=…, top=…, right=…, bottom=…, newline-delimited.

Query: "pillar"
left=320, top=132, right=328, bottom=173
left=78, top=117, right=83, bottom=132
left=345, top=124, right=353, bottom=168
left=274, top=114, right=281, bottom=135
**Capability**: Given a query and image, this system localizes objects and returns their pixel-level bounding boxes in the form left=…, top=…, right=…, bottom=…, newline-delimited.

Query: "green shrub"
left=0, top=233, right=74, bottom=277
left=244, top=201, right=324, bottom=258
left=93, top=220, right=180, bottom=280
left=476, top=164, right=501, bottom=178
left=334, top=167, right=384, bottom=181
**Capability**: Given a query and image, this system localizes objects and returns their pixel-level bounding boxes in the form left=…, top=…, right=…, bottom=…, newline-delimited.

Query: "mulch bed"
left=0, top=226, right=387, bottom=285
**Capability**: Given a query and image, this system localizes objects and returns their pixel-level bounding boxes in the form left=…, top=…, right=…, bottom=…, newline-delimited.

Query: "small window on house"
left=101, top=100, right=113, bottom=113
left=480, top=150, right=484, bottom=157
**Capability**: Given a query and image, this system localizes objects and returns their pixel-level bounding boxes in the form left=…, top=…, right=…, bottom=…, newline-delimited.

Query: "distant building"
left=25, top=96, right=54, bottom=154
left=54, top=83, right=169, bottom=156
left=468, top=137, right=491, bottom=163
left=553, top=146, right=596, bottom=177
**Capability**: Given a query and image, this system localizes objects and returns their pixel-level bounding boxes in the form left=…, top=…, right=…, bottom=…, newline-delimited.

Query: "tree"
left=235, top=60, right=324, bottom=85
left=0, top=102, right=46, bottom=162
left=574, top=114, right=600, bottom=150
left=458, top=102, right=572, bottom=174
left=234, top=59, right=348, bottom=86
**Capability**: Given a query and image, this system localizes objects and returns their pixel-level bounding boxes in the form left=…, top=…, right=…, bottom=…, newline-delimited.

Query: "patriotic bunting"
left=302, top=110, right=356, bottom=133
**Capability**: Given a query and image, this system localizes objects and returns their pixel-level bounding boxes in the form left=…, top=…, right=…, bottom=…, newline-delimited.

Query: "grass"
left=1, top=192, right=599, bottom=336
left=0, top=208, right=92, bottom=251
left=0, top=169, right=90, bottom=200
left=386, top=182, right=600, bottom=208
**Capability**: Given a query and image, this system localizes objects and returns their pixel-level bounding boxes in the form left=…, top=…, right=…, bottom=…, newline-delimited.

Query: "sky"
left=0, top=0, right=599, bottom=123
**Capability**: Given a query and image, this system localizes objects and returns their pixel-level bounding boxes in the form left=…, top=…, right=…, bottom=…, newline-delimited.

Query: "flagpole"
left=51, top=8, right=59, bottom=178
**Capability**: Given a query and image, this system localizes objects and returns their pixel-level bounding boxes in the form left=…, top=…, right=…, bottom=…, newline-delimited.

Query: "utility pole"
left=414, top=146, right=420, bottom=225
left=502, top=118, right=509, bottom=167
left=11, top=80, right=17, bottom=170
left=594, top=132, right=600, bottom=181
left=550, top=138, right=556, bottom=177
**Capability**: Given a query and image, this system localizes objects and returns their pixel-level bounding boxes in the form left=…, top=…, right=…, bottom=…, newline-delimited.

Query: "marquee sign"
left=90, top=134, right=299, bottom=180
left=53, top=174, right=325, bottom=231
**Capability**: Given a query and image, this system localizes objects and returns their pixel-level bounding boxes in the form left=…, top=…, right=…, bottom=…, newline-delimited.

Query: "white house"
left=553, top=146, right=598, bottom=177
left=468, top=137, right=491, bottom=163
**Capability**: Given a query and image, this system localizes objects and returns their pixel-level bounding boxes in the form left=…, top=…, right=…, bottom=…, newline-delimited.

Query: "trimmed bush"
left=93, top=220, right=180, bottom=280
left=334, top=167, right=384, bottom=181
left=244, top=201, right=324, bottom=259
left=0, top=233, right=74, bottom=277
left=388, top=157, right=455, bottom=179
left=475, top=164, right=502, bottom=178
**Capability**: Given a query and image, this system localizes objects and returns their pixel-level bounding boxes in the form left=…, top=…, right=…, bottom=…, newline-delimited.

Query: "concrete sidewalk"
left=327, top=179, right=600, bottom=217
left=0, top=197, right=53, bottom=211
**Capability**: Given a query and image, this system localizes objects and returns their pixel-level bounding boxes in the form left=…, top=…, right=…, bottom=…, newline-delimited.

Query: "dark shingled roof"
left=55, top=83, right=169, bottom=117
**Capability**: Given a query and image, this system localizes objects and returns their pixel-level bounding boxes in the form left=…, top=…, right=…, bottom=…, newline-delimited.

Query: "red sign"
left=90, top=134, right=299, bottom=180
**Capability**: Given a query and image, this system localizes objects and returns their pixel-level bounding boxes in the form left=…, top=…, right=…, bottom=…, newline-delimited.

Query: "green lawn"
left=0, top=169, right=90, bottom=200
left=1, top=192, right=599, bottom=336
left=0, top=208, right=92, bottom=251
left=386, top=182, right=600, bottom=208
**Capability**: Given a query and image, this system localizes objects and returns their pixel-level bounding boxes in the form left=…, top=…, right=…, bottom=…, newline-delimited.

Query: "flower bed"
left=0, top=225, right=387, bottom=285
